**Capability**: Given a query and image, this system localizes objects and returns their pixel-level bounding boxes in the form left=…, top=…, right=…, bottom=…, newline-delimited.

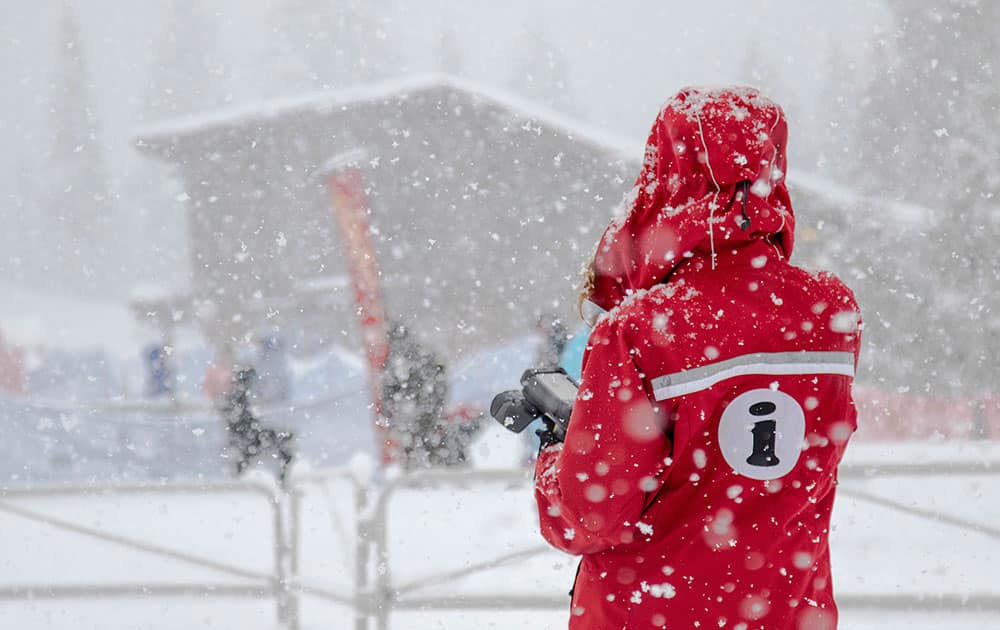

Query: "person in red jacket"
left=534, top=86, right=861, bottom=630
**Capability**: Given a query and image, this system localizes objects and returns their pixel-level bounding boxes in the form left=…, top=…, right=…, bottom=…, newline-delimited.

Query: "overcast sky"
left=2, top=0, right=891, bottom=181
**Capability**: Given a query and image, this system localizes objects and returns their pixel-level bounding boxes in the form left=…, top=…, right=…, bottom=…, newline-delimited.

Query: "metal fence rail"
left=286, top=470, right=368, bottom=630
left=2, top=457, right=1000, bottom=629
left=4, top=390, right=370, bottom=483
left=0, top=479, right=295, bottom=625
left=347, top=460, right=1000, bottom=629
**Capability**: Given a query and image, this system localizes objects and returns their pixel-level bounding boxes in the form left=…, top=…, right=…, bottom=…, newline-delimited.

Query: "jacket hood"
left=589, top=86, right=795, bottom=314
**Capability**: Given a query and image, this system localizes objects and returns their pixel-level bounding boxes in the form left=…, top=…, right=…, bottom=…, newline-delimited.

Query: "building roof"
left=133, top=73, right=641, bottom=160
left=133, top=73, right=931, bottom=226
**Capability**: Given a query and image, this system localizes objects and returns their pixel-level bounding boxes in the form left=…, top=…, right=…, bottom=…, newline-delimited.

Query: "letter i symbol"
left=746, top=402, right=780, bottom=467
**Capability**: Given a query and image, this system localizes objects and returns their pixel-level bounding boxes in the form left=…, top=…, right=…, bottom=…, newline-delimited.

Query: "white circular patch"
left=718, top=388, right=805, bottom=480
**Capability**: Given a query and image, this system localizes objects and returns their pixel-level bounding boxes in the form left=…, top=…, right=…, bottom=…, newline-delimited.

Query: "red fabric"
left=202, top=360, right=233, bottom=404
left=851, top=387, right=1000, bottom=441
left=590, top=86, right=794, bottom=315
left=535, top=87, right=861, bottom=630
left=0, top=330, right=25, bottom=394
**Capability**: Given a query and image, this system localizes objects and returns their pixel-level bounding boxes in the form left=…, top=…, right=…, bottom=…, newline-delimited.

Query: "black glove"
left=535, top=418, right=563, bottom=449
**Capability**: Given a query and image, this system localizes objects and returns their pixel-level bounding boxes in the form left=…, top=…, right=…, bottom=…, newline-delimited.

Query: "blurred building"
left=133, top=75, right=636, bottom=358
left=133, top=74, right=904, bottom=368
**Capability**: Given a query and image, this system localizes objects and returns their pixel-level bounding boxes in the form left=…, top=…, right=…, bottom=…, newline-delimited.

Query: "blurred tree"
left=268, top=0, right=400, bottom=95
left=737, top=40, right=821, bottom=168
left=41, top=3, right=115, bottom=296
left=0, top=146, right=42, bottom=286
left=738, top=40, right=781, bottom=97
left=507, top=30, right=580, bottom=117
left=382, top=321, right=453, bottom=468
left=436, top=27, right=464, bottom=77
left=858, top=1, right=998, bottom=207
left=110, top=0, right=220, bottom=296
left=143, top=0, right=230, bottom=121
left=812, top=37, right=862, bottom=181
left=855, top=0, right=999, bottom=398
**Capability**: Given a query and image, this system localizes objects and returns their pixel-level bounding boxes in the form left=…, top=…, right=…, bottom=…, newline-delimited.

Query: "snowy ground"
left=2, top=334, right=997, bottom=627
left=1, top=439, right=998, bottom=629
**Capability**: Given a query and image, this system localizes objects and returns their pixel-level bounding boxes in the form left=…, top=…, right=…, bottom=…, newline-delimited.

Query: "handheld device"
left=490, top=367, right=579, bottom=440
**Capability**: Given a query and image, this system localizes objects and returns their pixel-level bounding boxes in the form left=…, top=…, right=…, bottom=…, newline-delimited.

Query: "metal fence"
left=2, top=458, right=999, bottom=629
left=345, top=461, right=1000, bottom=629
left=0, top=479, right=292, bottom=621
left=0, top=471, right=366, bottom=630
left=2, top=393, right=371, bottom=484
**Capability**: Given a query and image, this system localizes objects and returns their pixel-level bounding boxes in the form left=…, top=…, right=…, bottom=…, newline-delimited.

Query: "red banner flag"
left=327, top=167, right=396, bottom=465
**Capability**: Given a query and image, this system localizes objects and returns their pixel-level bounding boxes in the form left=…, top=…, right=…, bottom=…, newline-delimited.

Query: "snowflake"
left=640, top=580, right=677, bottom=599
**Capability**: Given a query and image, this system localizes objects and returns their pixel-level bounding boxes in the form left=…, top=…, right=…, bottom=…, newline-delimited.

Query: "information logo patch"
left=718, top=388, right=805, bottom=480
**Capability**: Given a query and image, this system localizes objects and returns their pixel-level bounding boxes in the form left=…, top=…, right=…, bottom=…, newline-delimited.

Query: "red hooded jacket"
left=535, top=87, right=861, bottom=630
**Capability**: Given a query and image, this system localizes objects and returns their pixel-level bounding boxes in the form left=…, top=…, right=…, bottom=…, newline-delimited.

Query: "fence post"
left=354, top=475, right=371, bottom=630
left=273, top=490, right=291, bottom=626
left=372, top=476, right=397, bottom=630
left=287, top=487, right=301, bottom=630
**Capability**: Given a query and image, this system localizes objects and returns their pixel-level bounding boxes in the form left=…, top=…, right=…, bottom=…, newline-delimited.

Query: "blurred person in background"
left=534, top=312, right=569, bottom=369
left=144, top=343, right=174, bottom=398
left=202, top=343, right=234, bottom=406
left=559, top=323, right=589, bottom=382
left=522, top=313, right=573, bottom=463
left=0, top=329, right=25, bottom=394
left=254, top=330, right=291, bottom=402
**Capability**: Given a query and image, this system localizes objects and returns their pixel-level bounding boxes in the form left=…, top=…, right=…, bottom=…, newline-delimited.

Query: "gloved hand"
left=535, top=418, right=563, bottom=449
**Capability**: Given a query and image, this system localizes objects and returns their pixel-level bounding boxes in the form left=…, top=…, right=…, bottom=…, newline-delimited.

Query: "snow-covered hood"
left=589, top=86, right=796, bottom=313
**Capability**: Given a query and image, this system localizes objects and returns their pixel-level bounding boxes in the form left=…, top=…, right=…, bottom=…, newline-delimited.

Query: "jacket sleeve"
left=534, top=318, right=672, bottom=555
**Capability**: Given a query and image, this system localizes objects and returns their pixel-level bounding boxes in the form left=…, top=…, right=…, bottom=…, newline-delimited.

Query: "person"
left=533, top=87, right=862, bottom=630
left=559, top=323, right=589, bottom=382
left=221, top=365, right=294, bottom=483
left=523, top=313, right=573, bottom=462
left=534, top=312, right=569, bottom=369
left=202, top=344, right=234, bottom=405
left=0, top=329, right=25, bottom=394
left=144, top=343, right=174, bottom=398
left=254, top=331, right=291, bottom=402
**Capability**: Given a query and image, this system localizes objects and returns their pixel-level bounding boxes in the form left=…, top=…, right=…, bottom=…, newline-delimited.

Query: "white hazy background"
left=0, top=0, right=890, bottom=296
